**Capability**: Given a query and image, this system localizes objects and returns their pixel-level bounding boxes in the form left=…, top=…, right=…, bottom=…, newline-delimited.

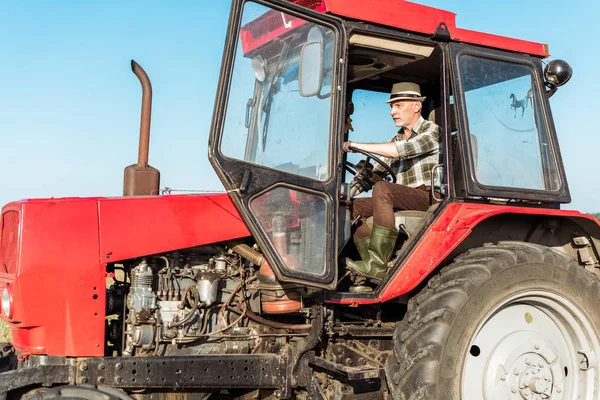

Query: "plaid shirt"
left=374, top=116, right=441, bottom=189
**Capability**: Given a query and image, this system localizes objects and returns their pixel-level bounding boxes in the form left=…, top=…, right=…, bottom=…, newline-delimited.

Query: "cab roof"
left=294, top=0, right=549, bottom=58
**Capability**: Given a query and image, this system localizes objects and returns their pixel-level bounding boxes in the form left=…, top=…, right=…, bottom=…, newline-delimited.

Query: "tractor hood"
left=1, top=193, right=250, bottom=269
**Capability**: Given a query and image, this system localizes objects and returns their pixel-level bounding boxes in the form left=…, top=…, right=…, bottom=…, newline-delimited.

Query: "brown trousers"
left=352, top=181, right=431, bottom=240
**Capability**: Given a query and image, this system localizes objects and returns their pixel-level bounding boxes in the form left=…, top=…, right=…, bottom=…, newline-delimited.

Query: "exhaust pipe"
left=123, top=60, right=160, bottom=196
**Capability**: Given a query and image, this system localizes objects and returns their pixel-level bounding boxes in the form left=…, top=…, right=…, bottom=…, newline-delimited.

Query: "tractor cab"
left=209, top=0, right=573, bottom=292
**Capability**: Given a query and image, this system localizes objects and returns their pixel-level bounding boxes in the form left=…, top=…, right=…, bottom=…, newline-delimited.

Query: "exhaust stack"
left=123, top=60, right=160, bottom=196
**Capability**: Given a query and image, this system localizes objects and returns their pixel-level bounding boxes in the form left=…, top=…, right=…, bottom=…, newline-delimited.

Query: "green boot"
left=347, top=225, right=399, bottom=283
left=354, top=237, right=370, bottom=261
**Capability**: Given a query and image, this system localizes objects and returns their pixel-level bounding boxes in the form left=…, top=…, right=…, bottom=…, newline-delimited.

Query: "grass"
left=0, top=319, right=11, bottom=343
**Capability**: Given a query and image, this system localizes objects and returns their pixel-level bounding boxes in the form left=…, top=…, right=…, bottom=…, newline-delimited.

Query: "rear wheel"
left=385, top=241, right=600, bottom=399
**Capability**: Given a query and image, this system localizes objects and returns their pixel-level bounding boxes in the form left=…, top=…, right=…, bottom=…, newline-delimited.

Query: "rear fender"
left=328, top=202, right=600, bottom=305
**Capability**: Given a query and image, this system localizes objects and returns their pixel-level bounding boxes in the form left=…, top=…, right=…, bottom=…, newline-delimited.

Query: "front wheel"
left=385, top=241, right=600, bottom=399
left=22, top=385, right=134, bottom=400
left=0, top=343, right=15, bottom=373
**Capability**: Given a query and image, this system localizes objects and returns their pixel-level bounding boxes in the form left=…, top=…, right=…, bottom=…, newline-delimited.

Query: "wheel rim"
left=462, top=291, right=600, bottom=400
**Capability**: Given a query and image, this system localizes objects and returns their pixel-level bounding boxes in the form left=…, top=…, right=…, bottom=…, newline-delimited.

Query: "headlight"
left=1, top=287, right=12, bottom=319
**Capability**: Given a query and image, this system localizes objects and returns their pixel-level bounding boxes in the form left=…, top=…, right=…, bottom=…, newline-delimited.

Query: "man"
left=343, top=82, right=441, bottom=286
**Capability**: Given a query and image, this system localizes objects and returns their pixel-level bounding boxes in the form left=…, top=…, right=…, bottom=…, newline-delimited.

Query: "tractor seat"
left=366, top=203, right=438, bottom=237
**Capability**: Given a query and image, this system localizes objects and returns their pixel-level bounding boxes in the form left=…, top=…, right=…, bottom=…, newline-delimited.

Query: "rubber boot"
left=354, top=237, right=370, bottom=261
left=346, top=225, right=399, bottom=284
left=348, top=237, right=373, bottom=293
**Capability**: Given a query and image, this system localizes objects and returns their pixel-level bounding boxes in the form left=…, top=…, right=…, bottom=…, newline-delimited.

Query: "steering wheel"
left=344, top=147, right=397, bottom=184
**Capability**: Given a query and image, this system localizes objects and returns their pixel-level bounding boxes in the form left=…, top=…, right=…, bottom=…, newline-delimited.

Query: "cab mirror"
left=544, top=59, right=572, bottom=87
left=544, top=60, right=572, bottom=98
left=299, top=27, right=325, bottom=97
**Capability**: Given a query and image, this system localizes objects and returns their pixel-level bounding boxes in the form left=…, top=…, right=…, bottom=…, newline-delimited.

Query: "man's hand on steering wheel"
left=343, top=143, right=397, bottom=196
left=349, top=159, right=378, bottom=194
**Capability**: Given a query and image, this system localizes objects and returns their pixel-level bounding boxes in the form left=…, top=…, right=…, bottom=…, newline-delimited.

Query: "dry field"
left=0, top=319, right=11, bottom=343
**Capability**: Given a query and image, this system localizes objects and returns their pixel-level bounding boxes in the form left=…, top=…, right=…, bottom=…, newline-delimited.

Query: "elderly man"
left=343, top=82, right=441, bottom=285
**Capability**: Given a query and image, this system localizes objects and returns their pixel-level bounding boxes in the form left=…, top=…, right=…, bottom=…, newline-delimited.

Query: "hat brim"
left=386, top=96, right=426, bottom=103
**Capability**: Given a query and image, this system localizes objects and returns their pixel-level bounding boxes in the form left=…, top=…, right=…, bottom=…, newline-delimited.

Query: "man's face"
left=389, top=100, right=420, bottom=128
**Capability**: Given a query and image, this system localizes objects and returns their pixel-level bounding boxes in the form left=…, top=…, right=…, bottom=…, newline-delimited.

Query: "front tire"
left=385, top=241, right=600, bottom=399
left=0, top=343, right=15, bottom=373
left=23, top=385, right=134, bottom=400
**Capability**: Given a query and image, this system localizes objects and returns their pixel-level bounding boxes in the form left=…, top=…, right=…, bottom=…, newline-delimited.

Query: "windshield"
left=458, top=55, right=561, bottom=192
left=221, top=2, right=335, bottom=181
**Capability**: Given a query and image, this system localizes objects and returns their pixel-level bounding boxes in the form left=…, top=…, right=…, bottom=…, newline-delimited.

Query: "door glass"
left=221, top=2, right=335, bottom=181
left=250, top=187, right=327, bottom=276
left=345, top=89, right=394, bottom=185
left=459, top=55, right=560, bottom=191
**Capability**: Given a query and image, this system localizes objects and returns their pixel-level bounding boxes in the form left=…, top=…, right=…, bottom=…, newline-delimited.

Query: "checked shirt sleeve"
left=394, top=122, right=440, bottom=160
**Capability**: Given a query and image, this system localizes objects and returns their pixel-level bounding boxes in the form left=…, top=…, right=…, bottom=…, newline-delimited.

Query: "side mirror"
left=299, top=27, right=325, bottom=97
left=252, top=56, right=267, bottom=83
left=544, top=59, right=572, bottom=98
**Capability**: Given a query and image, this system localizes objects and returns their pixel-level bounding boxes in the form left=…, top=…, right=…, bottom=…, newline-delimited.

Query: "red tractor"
left=1, top=0, right=598, bottom=399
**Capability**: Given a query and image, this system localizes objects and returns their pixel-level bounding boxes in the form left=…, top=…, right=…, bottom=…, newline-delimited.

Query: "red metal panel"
left=4, top=199, right=105, bottom=356
left=240, top=0, right=548, bottom=57
left=328, top=203, right=598, bottom=305
left=325, top=0, right=457, bottom=36
left=292, top=0, right=325, bottom=9
left=452, top=28, right=550, bottom=59
left=323, top=0, right=549, bottom=57
left=98, top=194, right=250, bottom=263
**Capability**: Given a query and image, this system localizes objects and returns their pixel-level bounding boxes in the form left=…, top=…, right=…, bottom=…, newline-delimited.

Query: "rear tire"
left=384, top=241, right=600, bottom=399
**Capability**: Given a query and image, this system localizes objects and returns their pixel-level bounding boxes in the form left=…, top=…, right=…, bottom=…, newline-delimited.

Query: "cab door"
left=209, top=0, right=345, bottom=289
left=447, top=42, right=570, bottom=203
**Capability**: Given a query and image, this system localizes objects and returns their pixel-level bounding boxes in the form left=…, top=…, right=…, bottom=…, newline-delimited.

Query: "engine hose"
left=169, top=286, right=200, bottom=328
left=231, top=243, right=265, bottom=267
left=245, top=307, right=311, bottom=331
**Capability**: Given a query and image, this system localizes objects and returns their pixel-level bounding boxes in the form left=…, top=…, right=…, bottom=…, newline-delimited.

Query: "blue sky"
left=1, top=1, right=597, bottom=212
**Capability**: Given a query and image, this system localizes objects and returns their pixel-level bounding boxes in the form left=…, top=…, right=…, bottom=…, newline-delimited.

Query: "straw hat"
left=386, top=82, right=426, bottom=103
